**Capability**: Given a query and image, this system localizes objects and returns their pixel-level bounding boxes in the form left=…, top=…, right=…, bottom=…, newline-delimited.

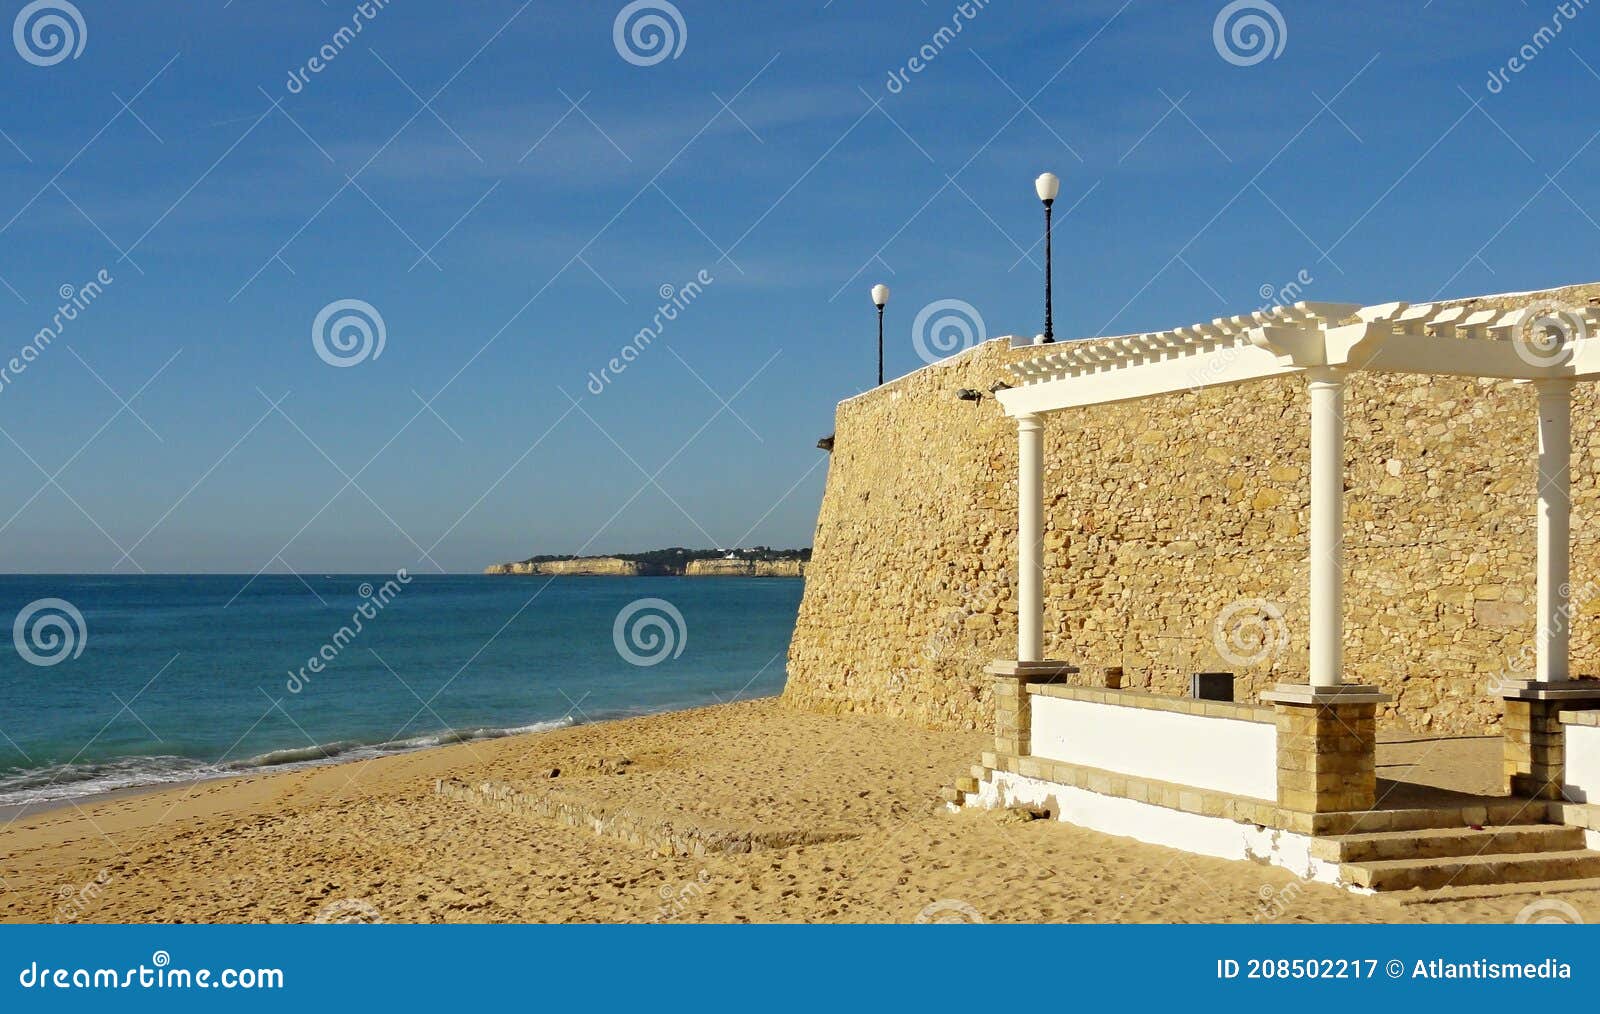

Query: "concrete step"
left=1312, top=824, right=1586, bottom=863
left=1344, top=849, right=1600, bottom=892
left=939, top=786, right=962, bottom=803
left=1314, top=801, right=1549, bottom=836
left=970, top=764, right=991, bottom=781
left=1397, top=876, right=1600, bottom=905
left=956, top=776, right=980, bottom=794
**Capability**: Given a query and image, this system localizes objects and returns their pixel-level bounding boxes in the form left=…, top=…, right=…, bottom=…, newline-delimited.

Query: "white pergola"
left=994, top=298, right=1600, bottom=703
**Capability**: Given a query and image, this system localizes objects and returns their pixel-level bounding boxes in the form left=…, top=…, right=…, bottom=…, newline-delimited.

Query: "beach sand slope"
left=2, top=700, right=1595, bottom=924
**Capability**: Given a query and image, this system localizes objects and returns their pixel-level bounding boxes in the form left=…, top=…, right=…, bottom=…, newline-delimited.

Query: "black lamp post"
left=1035, top=172, right=1059, bottom=343
left=871, top=283, right=889, bottom=385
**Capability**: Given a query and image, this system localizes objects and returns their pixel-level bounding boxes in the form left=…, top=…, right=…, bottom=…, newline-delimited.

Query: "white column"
left=1307, top=368, right=1346, bottom=688
left=1535, top=379, right=1573, bottom=683
left=1017, top=413, right=1044, bottom=663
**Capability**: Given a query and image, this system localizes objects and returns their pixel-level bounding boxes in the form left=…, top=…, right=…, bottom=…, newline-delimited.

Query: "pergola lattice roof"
left=999, top=299, right=1600, bottom=416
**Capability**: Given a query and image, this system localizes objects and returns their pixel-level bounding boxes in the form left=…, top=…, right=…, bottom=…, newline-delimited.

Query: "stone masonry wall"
left=784, top=283, right=1600, bottom=737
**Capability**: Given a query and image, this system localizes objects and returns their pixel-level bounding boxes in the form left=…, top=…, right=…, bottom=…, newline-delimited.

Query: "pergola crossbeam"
left=1001, top=301, right=1600, bottom=407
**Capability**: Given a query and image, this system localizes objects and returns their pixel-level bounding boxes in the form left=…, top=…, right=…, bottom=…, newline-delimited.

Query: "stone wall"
left=784, top=283, right=1600, bottom=737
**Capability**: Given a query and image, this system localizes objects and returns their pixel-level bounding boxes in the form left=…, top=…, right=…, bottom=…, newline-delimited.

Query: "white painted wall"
left=961, top=769, right=1352, bottom=889
left=1031, top=695, right=1277, bottom=801
left=1564, top=723, right=1600, bottom=805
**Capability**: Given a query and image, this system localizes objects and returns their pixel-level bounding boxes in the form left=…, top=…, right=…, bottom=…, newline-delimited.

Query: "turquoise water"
left=0, top=575, right=801, bottom=807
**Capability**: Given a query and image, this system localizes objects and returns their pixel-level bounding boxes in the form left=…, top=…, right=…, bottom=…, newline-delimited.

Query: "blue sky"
left=0, top=0, right=1594, bottom=573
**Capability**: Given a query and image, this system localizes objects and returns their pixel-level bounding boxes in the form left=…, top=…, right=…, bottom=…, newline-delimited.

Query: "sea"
left=0, top=574, right=802, bottom=810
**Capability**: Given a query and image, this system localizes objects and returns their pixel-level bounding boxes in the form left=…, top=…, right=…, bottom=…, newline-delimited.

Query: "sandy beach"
left=2, top=698, right=1594, bottom=924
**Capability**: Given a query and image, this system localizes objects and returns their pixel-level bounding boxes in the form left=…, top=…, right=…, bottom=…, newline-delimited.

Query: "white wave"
left=0, top=715, right=576, bottom=810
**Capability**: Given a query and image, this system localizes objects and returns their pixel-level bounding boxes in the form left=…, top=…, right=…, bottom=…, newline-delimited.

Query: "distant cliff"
left=685, top=558, right=806, bottom=577
left=484, top=548, right=809, bottom=577
left=483, top=557, right=660, bottom=576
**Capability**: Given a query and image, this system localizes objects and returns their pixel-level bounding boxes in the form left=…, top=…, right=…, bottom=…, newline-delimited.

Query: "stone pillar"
left=986, top=660, right=1078, bottom=758
left=1272, top=700, right=1378, bottom=814
left=1534, top=378, right=1573, bottom=684
left=1497, top=379, right=1599, bottom=798
left=1504, top=700, right=1569, bottom=800
left=991, top=672, right=1031, bottom=757
left=1264, top=373, right=1388, bottom=814
left=1017, top=413, right=1044, bottom=663
left=1307, top=367, right=1345, bottom=688
left=993, top=416, right=1075, bottom=763
left=1501, top=694, right=1600, bottom=799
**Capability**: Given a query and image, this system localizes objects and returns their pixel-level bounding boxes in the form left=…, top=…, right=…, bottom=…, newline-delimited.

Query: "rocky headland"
left=483, top=549, right=808, bottom=577
left=684, top=558, right=805, bottom=577
left=482, top=557, right=660, bottom=576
